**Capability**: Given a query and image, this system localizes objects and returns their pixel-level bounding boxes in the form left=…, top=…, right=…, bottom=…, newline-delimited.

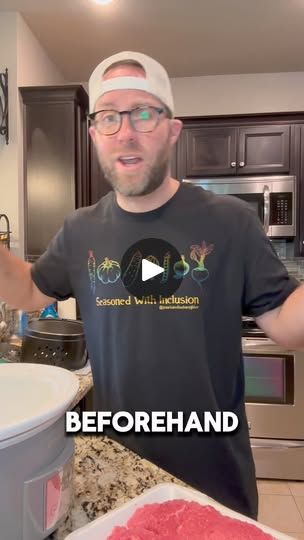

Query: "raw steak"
left=107, top=499, right=275, bottom=539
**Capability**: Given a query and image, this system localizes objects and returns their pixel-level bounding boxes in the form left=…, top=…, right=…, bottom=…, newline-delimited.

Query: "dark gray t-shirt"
left=31, top=183, right=297, bottom=519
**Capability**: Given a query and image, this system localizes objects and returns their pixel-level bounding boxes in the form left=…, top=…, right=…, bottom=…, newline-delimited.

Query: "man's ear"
left=88, top=125, right=97, bottom=144
left=169, top=119, right=183, bottom=145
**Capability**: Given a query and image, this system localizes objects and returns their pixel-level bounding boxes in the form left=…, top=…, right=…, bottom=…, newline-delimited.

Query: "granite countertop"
left=49, top=435, right=183, bottom=539
left=71, top=368, right=93, bottom=409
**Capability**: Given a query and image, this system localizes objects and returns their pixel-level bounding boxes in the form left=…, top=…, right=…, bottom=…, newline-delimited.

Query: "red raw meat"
left=107, top=500, right=275, bottom=540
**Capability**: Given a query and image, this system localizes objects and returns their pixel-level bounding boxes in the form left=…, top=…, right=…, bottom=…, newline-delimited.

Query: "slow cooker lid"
left=0, top=363, right=79, bottom=443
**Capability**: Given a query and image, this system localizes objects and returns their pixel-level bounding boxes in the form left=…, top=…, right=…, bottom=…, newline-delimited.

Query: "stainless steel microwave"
left=183, top=175, right=296, bottom=238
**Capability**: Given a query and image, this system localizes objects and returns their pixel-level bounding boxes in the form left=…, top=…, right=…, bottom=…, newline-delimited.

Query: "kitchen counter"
left=49, top=435, right=183, bottom=539
left=71, top=368, right=93, bottom=409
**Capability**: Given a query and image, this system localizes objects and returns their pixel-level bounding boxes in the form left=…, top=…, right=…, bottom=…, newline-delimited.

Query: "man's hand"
left=0, top=244, right=54, bottom=311
left=256, top=285, right=304, bottom=349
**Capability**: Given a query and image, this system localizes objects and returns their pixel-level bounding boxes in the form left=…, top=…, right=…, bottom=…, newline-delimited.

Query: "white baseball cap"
left=88, top=51, right=175, bottom=116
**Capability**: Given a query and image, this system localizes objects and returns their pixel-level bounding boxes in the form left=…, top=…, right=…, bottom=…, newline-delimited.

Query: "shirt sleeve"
left=31, top=221, right=73, bottom=301
left=242, top=211, right=299, bottom=318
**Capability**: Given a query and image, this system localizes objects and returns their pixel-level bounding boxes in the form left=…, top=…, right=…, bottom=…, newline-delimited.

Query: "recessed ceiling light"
left=92, top=0, right=113, bottom=4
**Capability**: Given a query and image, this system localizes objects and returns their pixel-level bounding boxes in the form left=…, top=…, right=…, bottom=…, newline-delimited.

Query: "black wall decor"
left=0, top=68, right=8, bottom=144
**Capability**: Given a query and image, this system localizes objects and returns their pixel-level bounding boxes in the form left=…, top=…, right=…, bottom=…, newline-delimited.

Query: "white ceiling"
left=1, top=0, right=304, bottom=82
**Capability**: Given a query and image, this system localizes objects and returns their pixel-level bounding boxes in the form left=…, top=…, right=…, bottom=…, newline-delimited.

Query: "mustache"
left=113, top=142, right=143, bottom=152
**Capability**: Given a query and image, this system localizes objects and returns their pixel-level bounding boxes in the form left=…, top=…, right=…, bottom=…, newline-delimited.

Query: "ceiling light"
left=92, top=0, right=113, bottom=4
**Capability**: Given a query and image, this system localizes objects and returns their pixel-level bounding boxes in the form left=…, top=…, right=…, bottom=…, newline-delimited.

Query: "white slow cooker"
left=0, top=363, right=79, bottom=540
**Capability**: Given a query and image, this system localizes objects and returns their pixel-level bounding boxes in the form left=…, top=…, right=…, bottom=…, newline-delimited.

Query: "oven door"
left=183, top=176, right=296, bottom=237
left=243, top=339, right=304, bottom=440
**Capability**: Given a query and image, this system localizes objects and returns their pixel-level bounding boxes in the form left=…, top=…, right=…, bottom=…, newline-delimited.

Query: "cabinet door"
left=238, top=125, right=290, bottom=174
left=183, top=127, right=237, bottom=178
left=21, top=86, right=89, bottom=262
left=24, top=101, right=76, bottom=261
left=182, top=127, right=237, bottom=177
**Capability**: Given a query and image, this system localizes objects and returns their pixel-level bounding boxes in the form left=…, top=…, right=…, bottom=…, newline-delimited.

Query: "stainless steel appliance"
left=242, top=327, right=304, bottom=479
left=183, top=175, right=296, bottom=238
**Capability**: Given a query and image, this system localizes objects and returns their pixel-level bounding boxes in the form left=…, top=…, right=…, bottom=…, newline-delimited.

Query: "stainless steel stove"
left=242, top=318, right=304, bottom=480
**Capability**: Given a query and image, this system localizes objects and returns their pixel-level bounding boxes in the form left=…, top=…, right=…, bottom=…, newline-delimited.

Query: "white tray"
left=65, top=482, right=295, bottom=540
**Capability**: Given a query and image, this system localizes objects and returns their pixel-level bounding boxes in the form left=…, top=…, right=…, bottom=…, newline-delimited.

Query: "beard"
left=97, top=143, right=171, bottom=197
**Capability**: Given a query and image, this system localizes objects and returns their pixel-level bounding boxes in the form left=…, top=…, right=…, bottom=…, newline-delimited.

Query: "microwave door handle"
left=263, top=185, right=270, bottom=234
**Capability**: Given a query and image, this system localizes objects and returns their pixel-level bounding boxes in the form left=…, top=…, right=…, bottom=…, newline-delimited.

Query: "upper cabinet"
left=183, top=127, right=237, bottom=177
left=238, top=125, right=290, bottom=175
left=178, top=123, right=291, bottom=178
left=20, top=86, right=90, bottom=262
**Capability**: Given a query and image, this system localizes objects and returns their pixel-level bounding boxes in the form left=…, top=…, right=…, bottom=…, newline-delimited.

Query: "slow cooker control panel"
left=45, top=458, right=74, bottom=530
left=23, top=437, right=74, bottom=539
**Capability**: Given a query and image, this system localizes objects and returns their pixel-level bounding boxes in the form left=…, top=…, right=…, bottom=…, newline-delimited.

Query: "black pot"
left=20, top=319, right=87, bottom=370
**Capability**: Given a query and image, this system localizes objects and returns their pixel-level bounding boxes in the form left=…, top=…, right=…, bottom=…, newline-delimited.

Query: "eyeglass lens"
left=93, top=107, right=162, bottom=134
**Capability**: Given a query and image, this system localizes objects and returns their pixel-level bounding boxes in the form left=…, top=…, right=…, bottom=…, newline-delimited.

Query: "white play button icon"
left=142, top=259, right=164, bottom=282
left=120, top=238, right=183, bottom=298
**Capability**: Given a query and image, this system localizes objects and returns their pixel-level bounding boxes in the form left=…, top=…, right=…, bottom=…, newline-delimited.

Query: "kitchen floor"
left=257, top=480, right=304, bottom=539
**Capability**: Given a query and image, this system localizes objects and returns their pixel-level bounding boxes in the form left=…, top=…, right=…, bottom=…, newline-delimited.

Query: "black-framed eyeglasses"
left=88, top=105, right=166, bottom=135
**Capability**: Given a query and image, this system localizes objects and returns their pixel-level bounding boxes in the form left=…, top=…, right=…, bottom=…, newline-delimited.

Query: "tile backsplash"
left=271, top=239, right=295, bottom=259
left=270, top=240, right=304, bottom=282
left=280, top=258, right=304, bottom=282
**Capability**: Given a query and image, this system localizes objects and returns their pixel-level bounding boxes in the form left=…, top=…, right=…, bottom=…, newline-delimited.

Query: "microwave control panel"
left=270, top=192, right=292, bottom=225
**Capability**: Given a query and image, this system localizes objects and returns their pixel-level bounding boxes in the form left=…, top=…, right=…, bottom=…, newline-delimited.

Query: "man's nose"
left=117, top=113, right=137, bottom=142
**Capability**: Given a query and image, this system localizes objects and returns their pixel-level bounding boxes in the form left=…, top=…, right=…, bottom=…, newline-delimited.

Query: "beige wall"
left=171, top=72, right=304, bottom=117
left=0, top=13, right=19, bottom=253
left=83, top=71, right=304, bottom=117
left=0, top=12, right=66, bottom=257
left=17, top=15, right=65, bottom=86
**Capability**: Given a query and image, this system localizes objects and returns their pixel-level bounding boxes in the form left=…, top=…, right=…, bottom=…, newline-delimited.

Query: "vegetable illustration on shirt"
left=173, top=255, right=190, bottom=278
left=122, top=250, right=142, bottom=287
left=97, top=257, right=121, bottom=284
left=88, top=250, right=96, bottom=294
left=144, top=255, right=160, bottom=281
left=190, top=241, right=214, bottom=286
left=160, top=251, right=171, bottom=283
left=146, top=255, right=160, bottom=265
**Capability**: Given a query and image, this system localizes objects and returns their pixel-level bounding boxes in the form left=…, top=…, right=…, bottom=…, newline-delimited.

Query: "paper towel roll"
left=57, top=298, right=77, bottom=320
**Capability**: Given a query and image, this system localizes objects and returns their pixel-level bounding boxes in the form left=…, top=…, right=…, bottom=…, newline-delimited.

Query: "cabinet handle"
left=230, top=161, right=236, bottom=167
left=239, top=161, right=245, bottom=167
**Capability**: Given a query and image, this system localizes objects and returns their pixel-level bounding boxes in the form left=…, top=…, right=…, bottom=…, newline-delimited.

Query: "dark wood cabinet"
left=178, top=123, right=291, bottom=178
left=20, top=86, right=90, bottom=261
left=182, top=127, right=237, bottom=177
left=238, top=125, right=290, bottom=174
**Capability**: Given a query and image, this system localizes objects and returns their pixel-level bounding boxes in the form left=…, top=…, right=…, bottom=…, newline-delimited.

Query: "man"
left=0, top=51, right=302, bottom=520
